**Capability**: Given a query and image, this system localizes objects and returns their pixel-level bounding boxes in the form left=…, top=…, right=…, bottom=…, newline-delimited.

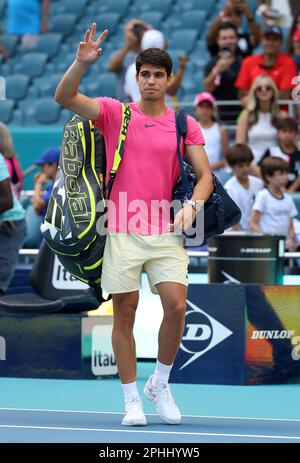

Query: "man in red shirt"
left=235, top=25, right=297, bottom=102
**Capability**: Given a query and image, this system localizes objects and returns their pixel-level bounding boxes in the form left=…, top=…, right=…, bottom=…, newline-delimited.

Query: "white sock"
left=152, top=360, right=173, bottom=389
left=121, top=381, right=140, bottom=402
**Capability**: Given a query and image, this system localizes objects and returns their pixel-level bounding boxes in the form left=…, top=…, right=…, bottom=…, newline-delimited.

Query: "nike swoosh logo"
left=144, top=124, right=156, bottom=127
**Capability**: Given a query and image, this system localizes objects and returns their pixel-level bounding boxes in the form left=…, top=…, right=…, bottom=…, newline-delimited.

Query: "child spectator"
left=251, top=156, right=297, bottom=250
left=32, top=147, right=59, bottom=218
left=224, top=144, right=264, bottom=231
left=259, top=117, right=300, bottom=192
left=194, top=92, right=229, bottom=182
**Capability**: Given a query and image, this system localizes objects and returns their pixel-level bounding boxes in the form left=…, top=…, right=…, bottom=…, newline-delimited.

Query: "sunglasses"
left=256, top=86, right=273, bottom=92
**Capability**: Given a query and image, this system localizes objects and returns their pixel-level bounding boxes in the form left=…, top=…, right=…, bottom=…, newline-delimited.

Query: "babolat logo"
left=251, top=330, right=295, bottom=340
left=62, top=122, right=89, bottom=223
left=0, top=336, right=6, bottom=360
left=179, top=300, right=233, bottom=369
left=121, top=104, right=131, bottom=136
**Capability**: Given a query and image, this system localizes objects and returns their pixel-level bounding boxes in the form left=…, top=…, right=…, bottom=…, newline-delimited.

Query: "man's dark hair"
left=217, top=21, right=238, bottom=37
left=226, top=144, right=254, bottom=167
left=276, top=116, right=298, bottom=133
left=136, top=48, right=173, bottom=78
left=260, top=156, right=289, bottom=183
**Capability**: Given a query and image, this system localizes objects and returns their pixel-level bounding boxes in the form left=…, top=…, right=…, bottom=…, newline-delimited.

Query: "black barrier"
left=208, top=233, right=285, bottom=284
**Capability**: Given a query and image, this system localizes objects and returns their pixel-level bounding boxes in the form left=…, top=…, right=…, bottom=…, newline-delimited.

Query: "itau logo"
left=179, top=300, right=233, bottom=370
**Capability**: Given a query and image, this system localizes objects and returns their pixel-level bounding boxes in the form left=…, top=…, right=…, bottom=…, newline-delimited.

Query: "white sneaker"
left=121, top=396, right=147, bottom=426
left=144, top=375, right=181, bottom=424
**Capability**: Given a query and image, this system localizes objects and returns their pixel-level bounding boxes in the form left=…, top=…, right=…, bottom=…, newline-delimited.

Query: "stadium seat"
left=0, top=99, right=14, bottom=123
left=50, top=0, right=87, bottom=16
left=34, top=73, right=63, bottom=98
left=28, top=33, right=63, bottom=58
left=89, top=13, right=122, bottom=36
left=54, top=52, right=77, bottom=72
left=0, top=35, right=19, bottom=56
left=84, top=72, right=117, bottom=98
left=49, top=13, right=78, bottom=38
left=6, top=74, right=30, bottom=100
left=168, top=30, right=198, bottom=54
left=174, top=0, right=214, bottom=16
left=13, top=52, right=48, bottom=78
left=23, top=98, right=63, bottom=125
left=90, top=0, right=130, bottom=16
left=138, top=12, right=164, bottom=29
left=136, top=0, right=173, bottom=16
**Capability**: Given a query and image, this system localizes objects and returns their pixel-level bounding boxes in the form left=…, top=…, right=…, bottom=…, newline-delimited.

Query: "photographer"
left=204, top=22, right=242, bottom=124
left=108, top=19, right=151, bottom=101
left=207, top=0, right=261, bottom=57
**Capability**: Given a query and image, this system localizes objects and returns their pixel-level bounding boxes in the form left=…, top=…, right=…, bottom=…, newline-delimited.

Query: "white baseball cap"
left=141, top=29, right=165, bottom=50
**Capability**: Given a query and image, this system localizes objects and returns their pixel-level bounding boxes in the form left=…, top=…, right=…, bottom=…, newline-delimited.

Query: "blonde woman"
left=236, top=75, right=287, bottom=173
left=0, top=122, right=23, bottom=196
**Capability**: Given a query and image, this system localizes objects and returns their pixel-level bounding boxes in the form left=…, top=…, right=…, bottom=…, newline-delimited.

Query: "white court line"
left=0, top=408, right=300, bottom=422
left=0, top=424, right=300, bottom=441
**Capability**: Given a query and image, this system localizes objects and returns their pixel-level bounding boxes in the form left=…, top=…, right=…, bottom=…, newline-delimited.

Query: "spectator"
left=290, top=28, right=300, bottom=71
left=235, top=25, right=297, bottom=103
left=193, top=92, right=229, bottom=182
left=108, top=19, right=151, bottom=101
left=124, top=29, right=189, bottom=109
left=207, top=0, right=261, bottom=57
left=286, top=9, right=300, bottom=55
left=7, top=0, right=49, bottom=48
left=32, top=147, right=59, bottom=217
left=236, top=74, right=287, bottom=170
left=204, top=22, right=243, bottom=124
left=0, top=122, right=23, bottom=197
left=259, top=116, right=300, bottom=192
left=0, top=153, right=26, bottom=295
left=251, top=156, right=297, bottom=250
left=224, top=144, right=264, bottom=231
left=0, top=42, right=9, bottom=60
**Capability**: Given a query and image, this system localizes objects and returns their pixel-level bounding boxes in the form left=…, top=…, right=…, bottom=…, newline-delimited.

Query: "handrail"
left=18, top=249, right=300, bottom=259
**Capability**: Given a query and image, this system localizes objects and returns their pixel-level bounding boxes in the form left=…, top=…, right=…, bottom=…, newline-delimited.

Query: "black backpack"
left=41, top=104, right=131, bottom=301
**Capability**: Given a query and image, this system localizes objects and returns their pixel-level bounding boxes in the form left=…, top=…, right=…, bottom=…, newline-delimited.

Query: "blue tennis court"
left=1, top=362, right=300, bottom=443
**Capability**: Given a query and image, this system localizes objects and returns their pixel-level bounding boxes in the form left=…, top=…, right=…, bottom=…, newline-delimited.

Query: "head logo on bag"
left=41, top=104, right=131, bottom=300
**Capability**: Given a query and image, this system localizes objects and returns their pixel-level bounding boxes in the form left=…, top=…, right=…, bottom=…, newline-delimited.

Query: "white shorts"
left=101, top=233, right=189, bottom=294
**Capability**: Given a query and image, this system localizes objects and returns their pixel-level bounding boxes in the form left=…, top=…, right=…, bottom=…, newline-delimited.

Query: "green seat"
left=168, top=29, right=198, bottom=54
left=49, top=13, right=78, bottom=38
left=13, top=52, right=48, bottom=78
left=6, top=74, right=30, bottom=100
left=0, top=35, right=19, bottom=56
left=84, top=72, right=116, bottom=98
left=30, top=33, right=63, bottom=58
left=138, top=12, right=164, bottom=29
left=137, top=0, right=173, bottom=15
left=0, top=99, right=14, bottom=123
left=24, top=97, right=62, bottom=125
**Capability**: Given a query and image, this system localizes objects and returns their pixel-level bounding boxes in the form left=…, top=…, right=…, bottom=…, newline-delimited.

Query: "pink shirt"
left=94, top=98, right=205, bottom=234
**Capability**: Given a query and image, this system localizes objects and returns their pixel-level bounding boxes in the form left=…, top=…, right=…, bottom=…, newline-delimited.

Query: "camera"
left=131, top=23, right=147, bottom=41
left=219, top=45, right=232, bottom=58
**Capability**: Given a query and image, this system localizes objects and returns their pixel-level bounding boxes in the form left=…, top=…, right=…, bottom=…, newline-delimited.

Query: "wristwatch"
left=184, top=200, right=202, bottom=214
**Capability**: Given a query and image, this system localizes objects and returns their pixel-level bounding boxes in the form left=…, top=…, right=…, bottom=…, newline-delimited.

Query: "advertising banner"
left=170, top=284, right=246, bottom=385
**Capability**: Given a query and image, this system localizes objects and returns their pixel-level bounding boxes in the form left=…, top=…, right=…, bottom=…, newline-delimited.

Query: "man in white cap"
left=124, top=29, right=189, bottom=107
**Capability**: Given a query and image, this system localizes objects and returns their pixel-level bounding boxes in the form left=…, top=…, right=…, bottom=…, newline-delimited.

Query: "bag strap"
left=175, top=109, right=190, bottom=194
left=106, top=103, right=131, bottom=198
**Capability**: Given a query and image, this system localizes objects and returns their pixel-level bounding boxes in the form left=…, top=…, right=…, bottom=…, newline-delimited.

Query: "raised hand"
left=76, top=23, right=108, bottom=65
